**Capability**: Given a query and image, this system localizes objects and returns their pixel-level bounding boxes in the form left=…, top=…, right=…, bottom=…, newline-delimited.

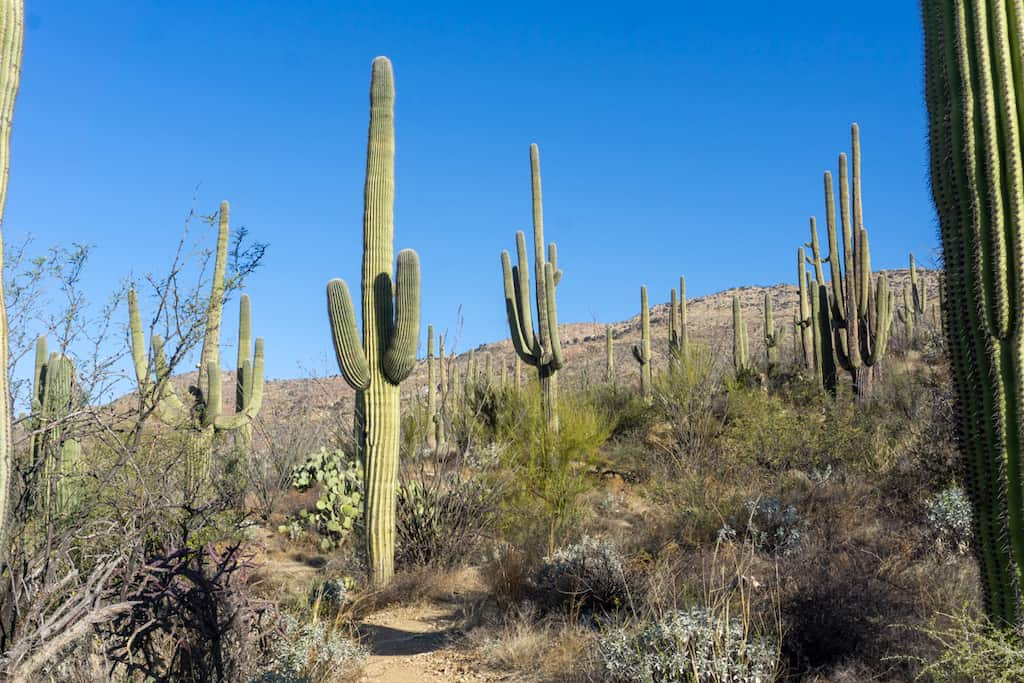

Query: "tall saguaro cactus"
left=426, top=325, right=437, bottom=451
left=797, top=248, right=814, bottom=369
left=129, top=202, right=266, bottom=488
left=0, top=0, right=22, bottom=562
left=678, top=276, right=689, bottom=362
left=732, top=296, right=749, bottom=375
left=763, top=292, right=783, bottom=373
left=821, top=125, right=893, bottom=400
left=326, top=57, right=421, bottom=586
left=922, top=0, right=1024, bottom=626
left=501, top=144, right=564, bottom=431
left=632, top=286, right=652, bottom=399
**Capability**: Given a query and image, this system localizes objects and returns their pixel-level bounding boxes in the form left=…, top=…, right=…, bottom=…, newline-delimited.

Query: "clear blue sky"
left=4, top=1, right=934, bottom=381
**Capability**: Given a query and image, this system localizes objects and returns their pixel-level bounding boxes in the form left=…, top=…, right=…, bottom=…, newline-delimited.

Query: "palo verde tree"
left=129, top=202, right=265, bottom=491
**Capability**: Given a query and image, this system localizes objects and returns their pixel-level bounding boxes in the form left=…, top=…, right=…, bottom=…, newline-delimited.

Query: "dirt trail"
left=357, top=602, right=492, bottom=682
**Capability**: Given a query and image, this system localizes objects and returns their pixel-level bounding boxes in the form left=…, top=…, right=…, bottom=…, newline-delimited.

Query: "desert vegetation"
left=1, top=1, right=1024, bottom=681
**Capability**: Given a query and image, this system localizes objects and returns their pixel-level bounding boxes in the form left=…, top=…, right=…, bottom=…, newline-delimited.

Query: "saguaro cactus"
left=326, top=57, right=421, bottom=586
left=669, top=287, right=680, bottom=370
left=910, top=253, right=928, bottom=317
left=605, top=325, right=614, bottom=383
left=29, top=338, right=81, bottom=515
left=426, top=325, right=437, bottom=451
left=632, top=286, right=652, bottom=399
left=763, top=292, right=783, bottom=373
left=821, top=125, right=893, bottom=400
left=678, top=276, right=689, bottom=362
left=501, top=144, right=564, bottom=431
left=0, top=0, right=22, bottom=561
left=797, top=248, right=814, bottom=369
left=810, top=277, right=837, bottom=395
left=732, top=296, right=749, bottom=375
left=129, top=203, right=266, bottom=487
left=922, top=0, right=1024, bottom=626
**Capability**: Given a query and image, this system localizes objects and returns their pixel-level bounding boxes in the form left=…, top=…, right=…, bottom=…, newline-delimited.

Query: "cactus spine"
left=763, top=292, right=782, bottom=373
left=632, top=286, right=652, bottom=399
left=822, top=125, right=892, bottom=400
left=326, top=57, right=421, bottom=586
left=605, top=325, right=614, bottom=383
left=501, top=144, right=564, bottom=431
left=732, top=296, right=749, bottom=374
left=922, top=0, right=1024, bottom=625
left=0, top=0, right=23, bottom=560
left=129, top=202, right=265, bottom=487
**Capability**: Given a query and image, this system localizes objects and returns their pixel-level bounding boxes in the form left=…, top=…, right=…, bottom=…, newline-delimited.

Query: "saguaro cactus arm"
left=327, top=279, right=371, bottom=391
left=382, top=248, right=421, bottom=384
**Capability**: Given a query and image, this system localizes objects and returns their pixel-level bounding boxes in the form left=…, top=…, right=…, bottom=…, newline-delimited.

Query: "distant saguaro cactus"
left=821, top=124, right=892, bottom=400
left=326, top=57, right=421, bottom=586
left=605, top=325, right=614, bottom=383
left=632, top=286, right=652, bottom=399
left=763, top=292, right=783, bottom=373
left=922, top=0, right=1024, bottom=626
left=501, top=144, right=564, bottom=430
left=732, top=296, right=749, bottom=375
left=796, top=248, right=813, bottom=369
left=128, top=202, right=265, bottom=489
left=426, top=325, right=437, bottom=451
left=29, top=338, right=82, bottom=516
left=0, top=0, right=24, bottom=560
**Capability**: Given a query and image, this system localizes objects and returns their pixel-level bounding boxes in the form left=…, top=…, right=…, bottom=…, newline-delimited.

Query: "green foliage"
left=255, top=612, right=367, bottom=683
left=913, top=607, right=1024, bottom=683
left=494, top=388, right=613, bottom=554
left=284, top=448, right=363, bottom=551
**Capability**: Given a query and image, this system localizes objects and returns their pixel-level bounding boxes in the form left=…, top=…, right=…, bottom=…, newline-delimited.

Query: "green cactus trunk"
left=501, top=144, right=564, bottom=431
left=30, top=339, right=80, bottom=517
left=0, top=0, right=22, bottom=562
left=922, top=0, right=1024, bottom=626
left=326, top=57, right=420, bottom=586
left=810, top=278, right=837, bottom=395
left=632, top=286, right=652, bottom=399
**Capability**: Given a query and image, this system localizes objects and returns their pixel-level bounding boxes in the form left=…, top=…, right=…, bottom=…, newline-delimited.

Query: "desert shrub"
left=284, top=447, right=363, bottom=551
left=718, top=497, right=805, bottom=556
left=495, top=391, right=612, bottom=553
left=652, top=345, right=727, bottom=469
left=532, top=536, right=631, bottom=616
left=913, top=607, right=1024, bottom=682
left=483, top=543, right=533, bottom=608
left=926, top=485, right=973, bottom=556
left=394, top=465, right=501, bottom=568
left=307, top=576, right=354, bottom=618
left=592, top=382, right=657, bottom=440
left=253, top=612, right=367, bottom=683
left=597, top=607, right=779, bottom=682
